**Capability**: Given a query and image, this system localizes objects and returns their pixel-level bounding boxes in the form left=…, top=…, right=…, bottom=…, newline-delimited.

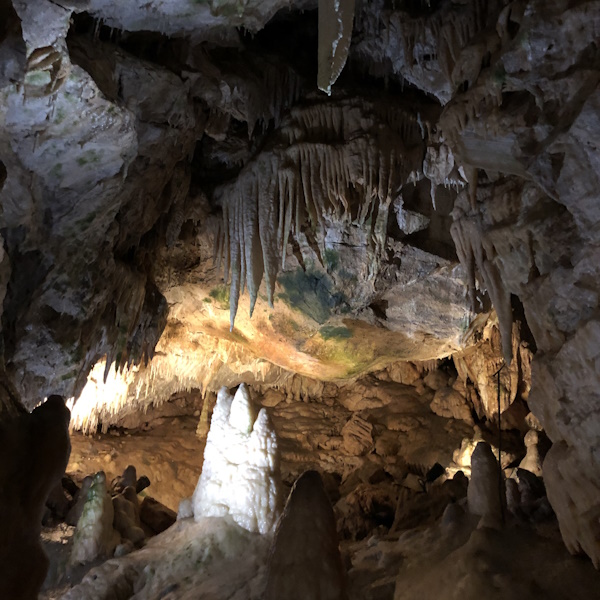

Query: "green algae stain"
left=319, top=325, right=352, bottom=340
left=323, top=248, right=340, bottom=272
left=209, top=285, right=230, bottom=310
left=278, top=267, right=346, bottom=324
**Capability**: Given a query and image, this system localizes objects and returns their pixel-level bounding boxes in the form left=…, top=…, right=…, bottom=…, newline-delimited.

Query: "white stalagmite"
left=187, top=384, right=282, bottom=535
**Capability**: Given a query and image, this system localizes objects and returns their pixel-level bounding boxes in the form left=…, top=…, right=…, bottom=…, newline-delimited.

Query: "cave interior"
left=1, top=0, right=600, bottom=599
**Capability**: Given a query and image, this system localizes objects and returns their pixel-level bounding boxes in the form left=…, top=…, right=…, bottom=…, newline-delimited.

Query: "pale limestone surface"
left=430, top=386, right=474, bottom=424
left=188, top=385, right=282, bottom=534
left=518, top=430, right=542, bottom=477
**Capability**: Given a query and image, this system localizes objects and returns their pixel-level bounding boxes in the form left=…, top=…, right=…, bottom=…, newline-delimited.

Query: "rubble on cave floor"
left=39, top=374, right=600, bottom=599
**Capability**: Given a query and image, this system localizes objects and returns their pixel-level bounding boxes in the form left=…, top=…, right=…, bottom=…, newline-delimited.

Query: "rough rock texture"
left=70, top=471, right=119, bottom=565
left=389, top=520, right=600, bottom=600
left=140, top=496, right=177, bottom=535
left=467, top=442, right=504, bottom=529
left=265, top=470, right=347, bottom=600
left=112, top=487, right=145, bottom=546
left=442, top=2, right=600, bottom=564
left=0, top=394, right=71, bottom=600
left=0, top=0, right=599, bottom=572
left=341, top=414, right=373, bottom=456
left=188, top=384, right=282, bottom=534
left=62, top=516, right=271, bottom=600
left=0, top=0, right=489, bottom=416
left=453, top=319, right=532, bottom=424
left=430, top=386, right=473, bottom=424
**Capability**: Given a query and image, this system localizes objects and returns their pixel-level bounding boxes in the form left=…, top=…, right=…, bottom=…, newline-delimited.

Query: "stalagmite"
left=0, top=395, right=71, bottom=600
left=265, top=470, right=347, bottom=600
left=467, top=442, right=504, bottom=529
left=70, top=471, right=119, bottom=565
left=186, top=384, right=282, bottom=534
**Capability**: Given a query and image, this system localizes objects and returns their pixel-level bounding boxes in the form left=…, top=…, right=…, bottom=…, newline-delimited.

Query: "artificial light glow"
left=67, top=359, right=138, bottom=434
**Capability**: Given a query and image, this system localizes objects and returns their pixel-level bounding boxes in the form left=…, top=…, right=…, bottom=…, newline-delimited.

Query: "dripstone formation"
left=1, top=0, right=600, bottom=593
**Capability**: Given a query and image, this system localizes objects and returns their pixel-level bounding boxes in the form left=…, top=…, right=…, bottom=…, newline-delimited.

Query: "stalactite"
left=259, top=165, right=280, bottom=308
left=242, top=179, right=263, bottom=316
left=451, top=205, right=513, bottom=364
left=228, top=194, right=242, bottom=332
left=214, top=98, right=422, bottom=328
left=281, top=172, right=294, bottom=268
left=480, top=259, right=513, bottom=364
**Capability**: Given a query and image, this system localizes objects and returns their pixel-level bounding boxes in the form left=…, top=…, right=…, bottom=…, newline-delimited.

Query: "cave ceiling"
left=0, top=0, right=598, bottom=412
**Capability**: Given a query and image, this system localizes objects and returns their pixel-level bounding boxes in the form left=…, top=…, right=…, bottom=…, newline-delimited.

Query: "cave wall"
left=445, top=1, right=600, bottom=566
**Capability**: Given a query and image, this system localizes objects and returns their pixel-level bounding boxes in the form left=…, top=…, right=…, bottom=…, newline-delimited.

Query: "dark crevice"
left=370, top=299, right=388, bottom=320
left=511, top=294, right=537, bottom=354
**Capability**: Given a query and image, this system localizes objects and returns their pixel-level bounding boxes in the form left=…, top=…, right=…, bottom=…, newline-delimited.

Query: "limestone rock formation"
left=70, top=471, right=119, bottom=565
left=430, top=386, right=473, bottom=424
left=467, top=442, right=504, bottom=529
left=265, top=470, right=347, bottom=600
left=0, top=0, right=599, bottom=576
left=518, top=430, right=542, bottom=477
left=544, top=442, right=600, bottom=568
left=341, top=414, right=373, bottom=456
left=112, top=486, right=145, bottom=547
left=140, top=496, right=177, bottom=535
left=0, top=394, right=71, bottom=600
left=187, top=384, right=282, bottom=534
left=66, top=475, right=92, bottom=526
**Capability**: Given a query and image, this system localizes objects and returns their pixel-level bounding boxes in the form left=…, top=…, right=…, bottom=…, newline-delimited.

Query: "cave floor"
left=67, top=416, right=204, bottom=512
left=40, top=411, right=600, bottom=600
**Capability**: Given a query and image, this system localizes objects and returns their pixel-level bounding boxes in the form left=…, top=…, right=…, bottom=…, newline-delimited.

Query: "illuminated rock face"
left=189, top=384, right=282, bottom=534
left=1, top=0, right=600, bottom=572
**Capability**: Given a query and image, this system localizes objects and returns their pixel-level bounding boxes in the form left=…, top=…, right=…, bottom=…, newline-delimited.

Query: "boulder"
left=111, top=465, right=137, bottom=494
left=113, top=487, right=145, bottom=546
left=341, top=415, right=373, bottom=456
left=140, top=497, right=177, bottom=534
left=335, top=482, right=397, bottom=539
left=135, top=475, right=151, bottom=494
